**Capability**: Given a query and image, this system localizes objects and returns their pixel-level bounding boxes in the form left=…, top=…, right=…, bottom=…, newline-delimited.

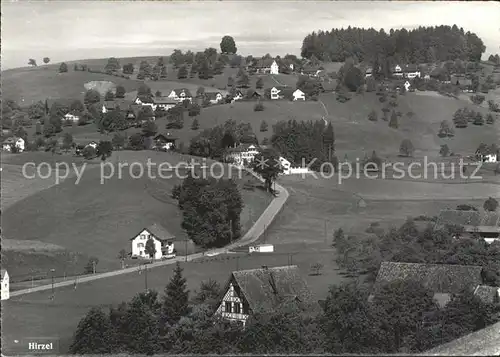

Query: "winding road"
left=9, top=167, right=289, bottom=297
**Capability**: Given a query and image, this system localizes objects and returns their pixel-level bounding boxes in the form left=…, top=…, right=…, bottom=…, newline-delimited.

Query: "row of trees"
left=270, top=119, right=336, bottom=171
left=333, top=219, right=500, bottom=285
left=453, top=107, right=495, bottom=128
left=172, top=175, right=243, bottom=247
left=301, top=25, right=485, bottom=63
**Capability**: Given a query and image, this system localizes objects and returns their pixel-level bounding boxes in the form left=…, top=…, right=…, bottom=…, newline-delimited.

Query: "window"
left=140, top=234, right=146, bottom=240
left=225, top=301, right=232, bottom=313
left=242, top=301, right=250, bottom=314
left=233, top=303, right=241, bottom=314
left=137, top=243, right=144, bottom=248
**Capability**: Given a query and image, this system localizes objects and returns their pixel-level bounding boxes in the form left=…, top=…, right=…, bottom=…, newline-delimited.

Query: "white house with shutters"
left=130, top=223, right=176, bottom=260
left=278, top=156, right=312, bottom=175
left=215, top=265, right=318, bottom=326
left=1, top=270, right=9, bottom=300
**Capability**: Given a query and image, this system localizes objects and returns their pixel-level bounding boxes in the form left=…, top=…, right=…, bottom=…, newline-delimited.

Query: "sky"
left=2, top=0, right=500, bottom=70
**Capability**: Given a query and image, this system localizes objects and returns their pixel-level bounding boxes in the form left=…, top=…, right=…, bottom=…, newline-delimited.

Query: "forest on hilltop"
left=301, top=25, right=485, bottom=64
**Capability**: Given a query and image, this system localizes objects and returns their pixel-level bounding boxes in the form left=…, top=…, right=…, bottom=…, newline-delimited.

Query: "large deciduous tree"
left=220, top=35, right=237, bottom=54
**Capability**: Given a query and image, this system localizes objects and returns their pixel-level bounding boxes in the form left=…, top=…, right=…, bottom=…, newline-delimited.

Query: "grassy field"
left=1, top=246, right=344, bottom=354
left=1, top=151, right=272, bottom=280
left=2, top=56, right=303, bottom=106
left=3, top=157, right=498, bottom=354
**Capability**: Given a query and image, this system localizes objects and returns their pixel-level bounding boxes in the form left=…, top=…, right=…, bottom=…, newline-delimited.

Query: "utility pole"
left=144, top=264, right=148, bottom=291
left=50, top=268, right=55, bottom=300
left=229, top=219, right=233, bottom=245
left=92, top=260, right=96, bottom=274
left=236, top=256, right=239, bottom=271
left=324, top=220, right=327, bottom=242
left=185, top=239, right=188, bottom=262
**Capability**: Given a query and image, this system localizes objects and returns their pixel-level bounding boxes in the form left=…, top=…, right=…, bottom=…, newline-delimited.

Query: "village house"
left=365, top=67, right=373, bottom=78
left=292, top=89, right=306, bottom=101
left=205, top=91, right=223, bottom=104
left=255, top=58, right=279, bottom=74
left=224, top=144, right=260, bottom=167
left=403, top=64, right=421, bottom=79
left=301, top=64, right=322, bottom=77
left=371, top=262, right=487, bottom=307
left=393, top=64, right=404, bottom=77
left=244, top=89, right=262, bottom=100
left=270, top=86, right=293, bottom=100
left=2, top=136, right=25, bottom=152
left=233, top=90, right=244, bottom=101
left=154, top=97, right=178, bottom=111
left=167, top=88, right=193, bottom=103
left=130, top=223, right=176, bottom=260
left=215, top=265, right=318, bottom=326
left=475, top=146, right=498, bottom=163
left=64, top=112, right=80, bottom=122
left=435, top=209, right=500, bottom=243
left=154, top=133, right=177, bottom=151
left=1, top=269, right=9, bottom=300
left=102, top=101, right=119, bottom=114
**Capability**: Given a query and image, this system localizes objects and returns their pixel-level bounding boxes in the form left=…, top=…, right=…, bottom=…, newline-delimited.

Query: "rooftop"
left=373, top=261, right=484, bottom=295
left=423, top=320, right=500, bottom=356
left=435, top=209, right=482, bottom=228
left=230, top=265, right=318, bottom=313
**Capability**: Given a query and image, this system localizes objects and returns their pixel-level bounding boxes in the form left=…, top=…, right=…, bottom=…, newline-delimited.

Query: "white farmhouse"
left=292, top=89, right=305, bottom=101
left=1, top=269, right=9, bottom=300
left=2, top=137, right=25, bottom=153
left=270, top=60, right=279, bottom=75
left=130, top=223, right=176, bottom=260
left=393, top=65, right=403, bottom=77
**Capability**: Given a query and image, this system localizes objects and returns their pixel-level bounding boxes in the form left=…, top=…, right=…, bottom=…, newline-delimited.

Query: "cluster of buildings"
left=2, top=136, right=25, bottom=153
left=435, top=209, right=500, bottom=244
left=213, top=259, right=500, bottom=327
left=223, top=143, right=311, bottom=175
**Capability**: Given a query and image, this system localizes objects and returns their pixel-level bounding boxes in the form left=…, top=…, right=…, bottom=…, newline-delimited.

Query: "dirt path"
left=10, top=167, right=289, bottom=297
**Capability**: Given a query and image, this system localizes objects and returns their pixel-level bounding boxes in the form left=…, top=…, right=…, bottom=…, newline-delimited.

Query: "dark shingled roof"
left=130, top=223, right=175, bottom=241
left=435, top=209, right=481, bottom=228
left=423, top=320, right=500, bottom=355
left=480, top=212, right=500, bottom=227
left=230, top=265, right=318, bottom=313
left=474, top=285, right=500, bottom=304
left=374, top=262, right=483, bottom=295
left=204, top=92, right=222, bottom=100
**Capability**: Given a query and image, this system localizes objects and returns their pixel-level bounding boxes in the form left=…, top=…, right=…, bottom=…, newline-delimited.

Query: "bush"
left=254, top=102, right=264, bottom=112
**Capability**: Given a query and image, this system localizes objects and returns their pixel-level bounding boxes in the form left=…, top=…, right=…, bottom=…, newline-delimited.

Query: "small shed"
left=249, top=244, right=274, bottom=253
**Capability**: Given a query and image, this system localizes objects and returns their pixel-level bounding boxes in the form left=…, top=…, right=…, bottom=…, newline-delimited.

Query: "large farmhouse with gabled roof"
left=371, top=261, right=490, bottom=307
left=130, top=223, right=176, bottom=260
left=215, top=265, right=319, bottom=326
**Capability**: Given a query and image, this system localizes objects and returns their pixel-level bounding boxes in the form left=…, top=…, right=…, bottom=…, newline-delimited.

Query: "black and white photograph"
left=1, top=0, right=500, bottom=355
